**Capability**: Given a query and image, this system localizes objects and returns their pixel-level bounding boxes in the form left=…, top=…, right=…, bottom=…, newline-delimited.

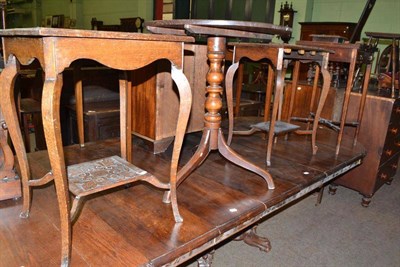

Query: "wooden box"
left=131, top=44, right=207, bottom=153
left=67, top=101, right=120, bottom=144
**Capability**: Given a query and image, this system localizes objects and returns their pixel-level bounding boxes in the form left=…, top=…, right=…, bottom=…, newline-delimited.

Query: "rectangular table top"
left=0, top=27, right=194, bottom=43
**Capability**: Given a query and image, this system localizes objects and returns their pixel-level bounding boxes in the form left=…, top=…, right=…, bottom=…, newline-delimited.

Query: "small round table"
left=145, top=19, right=292, bottom=193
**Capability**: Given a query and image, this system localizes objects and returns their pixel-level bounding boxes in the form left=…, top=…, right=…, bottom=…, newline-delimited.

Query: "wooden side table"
left=145, top=19, right=292, bottom=193
left=0, top=28, right=194, bottom=266
left=296, top=41, right=373, bottom=154
left=225, top=43, right=332, bottom=166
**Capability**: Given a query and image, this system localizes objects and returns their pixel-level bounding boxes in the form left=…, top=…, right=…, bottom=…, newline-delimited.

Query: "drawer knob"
left=396, top=107, right=400, bottom=114
left=395, top=141, right=400, bottom=147
left=379, top=173, right=388, bottom=180
left=391, top=163, right=398, bottom=170
left=390, top=127, right=398, bottom=134
left=385, top=149, right=393, bottom=156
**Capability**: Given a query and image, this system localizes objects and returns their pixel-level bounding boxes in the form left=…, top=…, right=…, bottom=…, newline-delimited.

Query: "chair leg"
left=22, top=113, right=31, bottom=153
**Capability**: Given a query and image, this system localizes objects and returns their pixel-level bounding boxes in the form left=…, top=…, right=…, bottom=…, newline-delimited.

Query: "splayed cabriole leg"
left=42, top=73, right=71, bottom=266
left=163, top=129, right=211, bottom=204
left=173, top=36, right=275, bottom=197
left=236, top=225, right=271, bottom=253
left=168, top=65, right=193, bottom=223
left=0, top=55, right=31, bottom=217
left=311, top=56, right=331, bottom=155
left=218, top=129, right=274, bottom=189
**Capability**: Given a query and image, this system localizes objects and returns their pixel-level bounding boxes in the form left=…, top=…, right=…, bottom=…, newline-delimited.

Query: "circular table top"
left=145, top=19, right=291, bottom=41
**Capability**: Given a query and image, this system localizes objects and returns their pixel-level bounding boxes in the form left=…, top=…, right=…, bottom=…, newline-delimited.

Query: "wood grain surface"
left=0, top=127, right=365, bottom=266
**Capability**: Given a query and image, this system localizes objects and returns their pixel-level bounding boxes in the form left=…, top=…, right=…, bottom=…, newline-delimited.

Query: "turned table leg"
left=175, top=36, right=274, bottom=192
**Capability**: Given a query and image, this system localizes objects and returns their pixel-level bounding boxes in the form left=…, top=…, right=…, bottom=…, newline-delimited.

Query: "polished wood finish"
left=1, top=127, right=365, bottom=266
left=226, top=43, right=331, bottom=166
left=330, top=91, right=400, bottom=206
left=298, top=22, right=357, bottom=81
left=299, top=22, right=357, bottom=41
left=145, top=19, right=291, bottom=40
left=0, top=27, right=194, bottom=266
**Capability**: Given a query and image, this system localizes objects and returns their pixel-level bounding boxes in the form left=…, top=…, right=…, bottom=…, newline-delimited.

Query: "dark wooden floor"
left=0, top=124, right=365, bottom=266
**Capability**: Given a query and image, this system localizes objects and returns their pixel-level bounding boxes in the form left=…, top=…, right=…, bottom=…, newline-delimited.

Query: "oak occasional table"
left=295, top=40, right=373, bottom=154
left=0, top=27, right=194, bottom=266
left=145, top=19, right=292, bottom=196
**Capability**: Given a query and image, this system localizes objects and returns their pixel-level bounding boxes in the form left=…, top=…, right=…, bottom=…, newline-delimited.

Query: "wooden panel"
left=182, top=44, right=207, bottom=132
left=281, top=81, right=336, bottom=121
left=67, top=101, right=120, bottom=144
left=131, top=62, right=158, bottom=140
left=131, top=45, right=206, bottom=150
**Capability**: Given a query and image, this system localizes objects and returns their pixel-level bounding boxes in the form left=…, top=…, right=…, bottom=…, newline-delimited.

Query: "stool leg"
left=287, top=61, right=301, bottom=125
left=266, top=67, right=284, bottom=166
left=336, top=49, right=358, bottom=155
left=73, top=66, right=85, bottom=148
left=22, top=114, right=31, bottom=153
left=263, top=65, right=274, bottom=123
